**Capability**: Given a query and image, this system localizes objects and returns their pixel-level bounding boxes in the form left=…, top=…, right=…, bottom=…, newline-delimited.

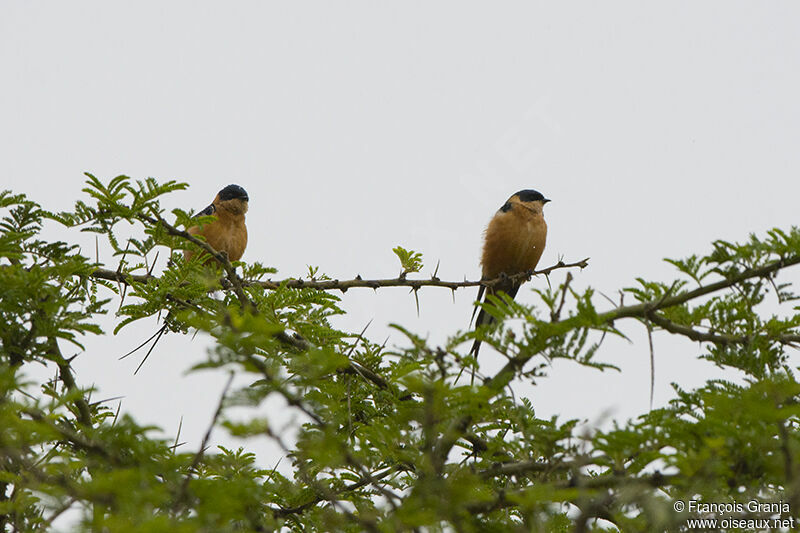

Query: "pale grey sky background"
left=3, top=0, right=800, bottom=488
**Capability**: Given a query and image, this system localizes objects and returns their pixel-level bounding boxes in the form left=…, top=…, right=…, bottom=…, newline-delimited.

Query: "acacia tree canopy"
left=2, top=175, right=800, bottom=532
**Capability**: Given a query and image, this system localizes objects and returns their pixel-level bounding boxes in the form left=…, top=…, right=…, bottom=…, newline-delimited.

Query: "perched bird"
left=184, top=184, right=249, bottom=263
left=123, top=184, right=250, bottom=374
left=468, top=189, right=550, bottom=380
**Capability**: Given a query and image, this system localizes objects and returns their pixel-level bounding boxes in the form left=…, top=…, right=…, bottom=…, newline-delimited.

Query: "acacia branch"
left=92, top=218, right=585, bottom=392
left=466, top=470, right=678, bottom=515
left=272, top=465, right=402, bottom=518
left=244, top=354, right=404, bottom=513
left=491, top=252, right=800, bottom=391
left=90, top=269, right=153, bottom=284
left=254, top=258, right=590, bottom=292
left=435, top=252, right=800, bottom=471
left=646, top=311, right=800, bottom=345
left=48, top=339, right=92, bottom=426
left=172, top=373, right=234, bottom=514
left=90, top=257, right=590, bottom=293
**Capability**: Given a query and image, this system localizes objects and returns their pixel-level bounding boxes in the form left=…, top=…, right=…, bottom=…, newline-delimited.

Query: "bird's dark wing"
left=195, top=203, right=216, bottom=218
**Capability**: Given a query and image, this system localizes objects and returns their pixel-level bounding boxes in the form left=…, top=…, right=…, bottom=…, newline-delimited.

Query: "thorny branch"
left=490, top=251, right=800, bottom=391
left=646, top=311, right=800, bottom=346
left=434, top=252, right=800, bottom=473
left=253, top=378, right=384, bottom=532
left=172, top=372, right=235, bottom=514
left=123, top=215, right=393, bottom=391
left=90, top=257, right=590, bottom=294
left=87, top=209, right=800, bottom=521
left=271, top=466, right=403, bottom=518
left=466, top=470, right=678, bottom=515
left=100, top=215, right=587, bottom=392
left=48, top=339, right=92, bottom=427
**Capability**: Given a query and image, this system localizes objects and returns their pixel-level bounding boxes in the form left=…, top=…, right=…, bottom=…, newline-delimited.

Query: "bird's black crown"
left=515, top=189, right=548, bottom=203
left=218, top=184, right=249, bottom=202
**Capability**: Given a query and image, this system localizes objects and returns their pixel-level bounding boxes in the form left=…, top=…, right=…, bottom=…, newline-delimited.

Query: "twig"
left=646, top=311, right=800, bottom=345
left=646, top=322, right=655, bottom=411
left=172, top=372, right=234, bottom=513
left=261, top=415, right=382, bottom=532
left=272, top=465, right=402, bottom=518
left=21, top=409, right=115, bottom=464
left=551, top=272, right=573, bottom=323
left=48, top=339, right=92, bottom=426
left=40, top=497, right=77, bottom=530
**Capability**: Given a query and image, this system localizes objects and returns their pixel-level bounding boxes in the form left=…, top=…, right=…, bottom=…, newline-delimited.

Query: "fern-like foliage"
left=2, top=176, right=800, bottom=531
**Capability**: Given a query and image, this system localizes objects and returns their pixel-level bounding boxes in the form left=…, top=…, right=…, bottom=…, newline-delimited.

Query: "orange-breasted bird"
left=184, top=184, right=249, bottom=263
left=468, top=189, right=550, bottom=380
left=123, top=184, right=250, bottom=374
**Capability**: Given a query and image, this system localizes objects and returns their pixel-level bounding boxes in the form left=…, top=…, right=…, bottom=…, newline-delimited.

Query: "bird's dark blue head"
left=218, top=184, right=249, bottom=202
left=500, top=189, right=550, bottom=212
left=514, top=189, right=549, bottom=203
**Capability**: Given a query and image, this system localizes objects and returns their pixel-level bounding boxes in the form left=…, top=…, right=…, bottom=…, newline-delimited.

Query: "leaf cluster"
left=2, top=176, right=800, bottom=531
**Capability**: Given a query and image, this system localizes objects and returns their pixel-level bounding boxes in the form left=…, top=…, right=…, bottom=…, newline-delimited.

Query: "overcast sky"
left=3, top=1, right=800, bottom=481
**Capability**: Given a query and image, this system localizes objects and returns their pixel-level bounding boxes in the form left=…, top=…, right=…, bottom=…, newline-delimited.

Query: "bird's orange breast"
left=480, top=207, right=547, bottom=279
left=201, top=219, right=248, bottom=261
left=185, top=207, right=248, bottom=263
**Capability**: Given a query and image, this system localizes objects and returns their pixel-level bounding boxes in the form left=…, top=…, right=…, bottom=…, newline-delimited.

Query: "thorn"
left=89, top=395, right=125, bottom=407
left=120, top=323, right=166, bottom=360
left=346, top=320, right=373, bottom=358
left=413, top=288, right=420, bottom=317
left=134, top=324, right=168, bottom=375
left=432, top=260, right=440, bottom=280
left=95, top=236, right=100, bottom=265
left=356, top=274, right=362, bottom=280
left=116, top=241, right=131, bottom=274
left=112, top=399, right=122, bottom=426
left=118, top=283, right=128, bottom=312
left=148, top=251, right=160, bottom=276
left=174, top=415, right=184, bottom=451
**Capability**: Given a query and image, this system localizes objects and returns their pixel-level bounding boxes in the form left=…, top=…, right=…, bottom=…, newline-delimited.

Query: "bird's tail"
left=464, top=283, right=519, bottom=385
left=468, top=286, right=492, bottom=364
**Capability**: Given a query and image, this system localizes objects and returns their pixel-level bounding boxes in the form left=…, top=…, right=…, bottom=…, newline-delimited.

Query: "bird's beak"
left=543, top=198, right=551, bottom=204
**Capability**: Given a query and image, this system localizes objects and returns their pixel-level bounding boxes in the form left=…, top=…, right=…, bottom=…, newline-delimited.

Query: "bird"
left=467, top=189, right=550, bottom=382
left=184, top=184, right=249, bottom=263
left=122, top=184, right=250, bottom=374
